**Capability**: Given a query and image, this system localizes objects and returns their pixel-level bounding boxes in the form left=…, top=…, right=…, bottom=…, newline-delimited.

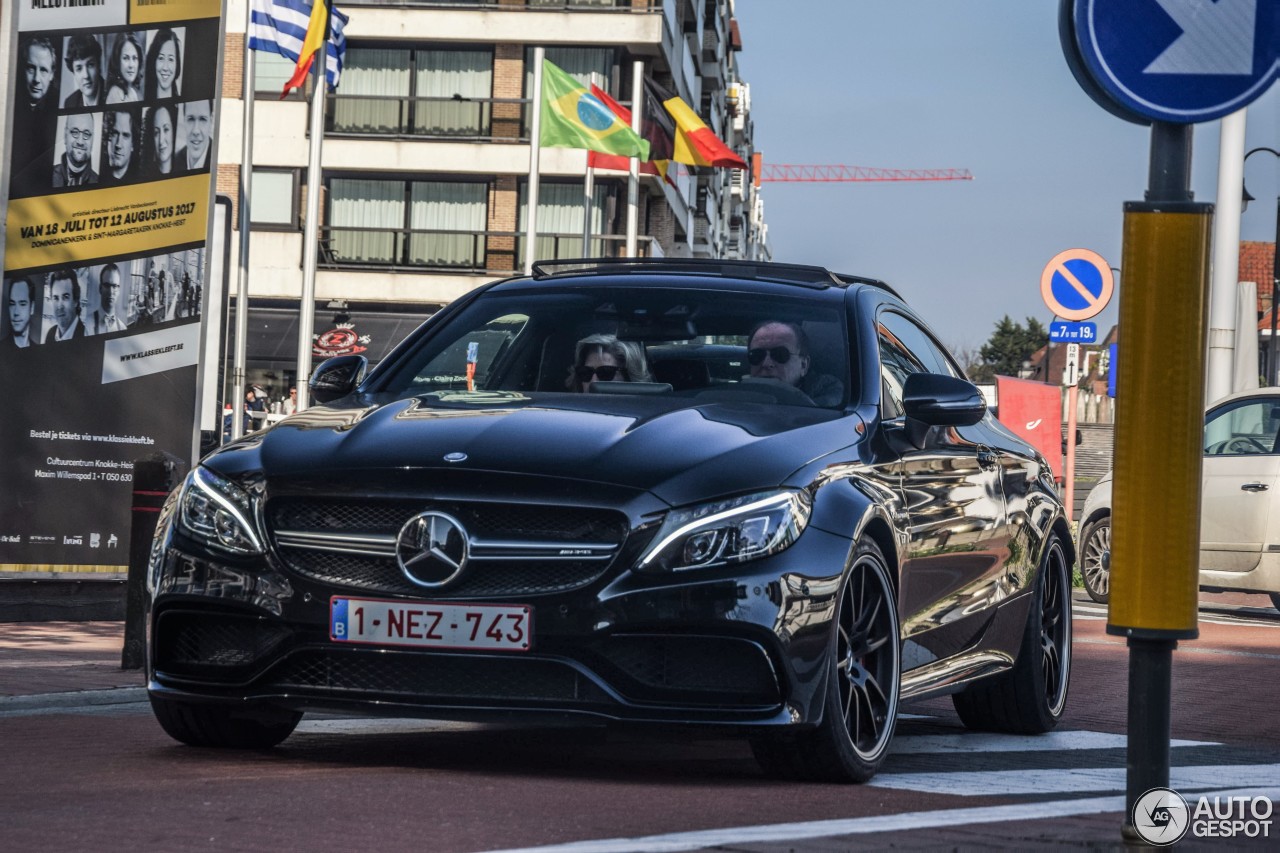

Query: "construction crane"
left=758, top=164, right=973, bottom=183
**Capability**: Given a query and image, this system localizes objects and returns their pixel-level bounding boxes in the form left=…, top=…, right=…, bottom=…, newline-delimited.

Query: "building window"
left=518, top=181, right=612, bottom=264
left=412, top=49, right=493, bottom=136
left=250, top=169, right=298, bottom=229
left=329, top=46, right=494, bottom=137
left=523, top=47, right=616, bottom=137
left=331, top=47, right=410, bottom=134
left=327, top=177, right=489, bottom=269
left=254, top=52, right=299, bottom=98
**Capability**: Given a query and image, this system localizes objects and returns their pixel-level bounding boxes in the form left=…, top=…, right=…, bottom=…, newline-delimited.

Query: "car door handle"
left=1241, top=483, right=1270, bottom=492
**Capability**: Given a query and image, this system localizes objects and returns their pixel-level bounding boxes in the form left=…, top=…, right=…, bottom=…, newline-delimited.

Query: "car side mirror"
left=900, top=373, right=987, bottom=447
left=309, top=355, right=367, bottom=404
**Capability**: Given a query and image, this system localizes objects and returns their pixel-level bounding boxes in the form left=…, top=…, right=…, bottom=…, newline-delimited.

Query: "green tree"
left=969, top=315, right=1048, bottom=383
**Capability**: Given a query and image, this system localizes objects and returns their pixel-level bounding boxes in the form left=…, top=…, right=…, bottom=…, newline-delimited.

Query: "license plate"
left=330, top=597, right=531, bottom=652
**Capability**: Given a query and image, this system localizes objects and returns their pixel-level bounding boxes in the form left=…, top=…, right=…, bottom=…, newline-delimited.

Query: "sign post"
left=1041, top=249, right=1113, bottom=521
left=1062, top=0, right=1277, bottom=841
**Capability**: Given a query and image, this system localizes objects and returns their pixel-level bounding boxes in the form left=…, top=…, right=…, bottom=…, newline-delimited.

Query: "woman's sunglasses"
left=576, top=364, right=622, bottom=383
left=747, top=346, right=799, bottom=366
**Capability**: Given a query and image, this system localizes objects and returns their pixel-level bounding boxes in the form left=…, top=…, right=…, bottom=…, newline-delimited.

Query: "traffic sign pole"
left=1062, top=343, right=1081, bottom=519
left=1111, top=128, right=1211, bottom=843
left=1058, top=0, right=1274, bottom=838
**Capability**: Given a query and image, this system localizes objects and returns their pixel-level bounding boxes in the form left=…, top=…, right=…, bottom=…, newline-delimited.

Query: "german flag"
left=648, top=79, right=746, bottom=170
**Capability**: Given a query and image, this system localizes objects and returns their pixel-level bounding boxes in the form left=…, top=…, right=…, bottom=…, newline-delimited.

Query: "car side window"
left=877, top=310, right=957, bottom=417
left=1204, top=400, right=1280, bottom=456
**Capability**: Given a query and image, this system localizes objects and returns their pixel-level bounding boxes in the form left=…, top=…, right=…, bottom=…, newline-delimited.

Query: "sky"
left=736, top=0, right=1279, bottom=352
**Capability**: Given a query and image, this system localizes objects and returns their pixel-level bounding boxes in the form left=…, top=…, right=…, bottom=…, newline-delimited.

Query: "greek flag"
left=248, top=0, right=349, bottom=91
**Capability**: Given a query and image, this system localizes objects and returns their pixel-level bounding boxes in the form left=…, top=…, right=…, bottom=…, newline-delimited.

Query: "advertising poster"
left=1, top=1, right=225, bottom=575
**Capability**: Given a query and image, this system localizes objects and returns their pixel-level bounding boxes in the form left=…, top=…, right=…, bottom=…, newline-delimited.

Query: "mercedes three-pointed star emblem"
left=396, top=511, right=470, bottom=588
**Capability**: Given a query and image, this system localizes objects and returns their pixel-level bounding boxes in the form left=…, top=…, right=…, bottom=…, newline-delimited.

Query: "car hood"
left=207, top=392, right=856, bottom=505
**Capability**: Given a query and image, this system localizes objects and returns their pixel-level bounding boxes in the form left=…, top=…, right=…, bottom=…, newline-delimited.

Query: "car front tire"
left=150, top=695, right=301, bottom=749
left=953, top=534, right=1072, bottom=734
left=1079, top=517, right=1111, bottom=604
left=751, top=538, right=900, bottom=782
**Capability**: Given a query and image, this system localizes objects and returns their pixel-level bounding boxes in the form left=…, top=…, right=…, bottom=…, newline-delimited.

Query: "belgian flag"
left=647, top=79, right=746, bottom=170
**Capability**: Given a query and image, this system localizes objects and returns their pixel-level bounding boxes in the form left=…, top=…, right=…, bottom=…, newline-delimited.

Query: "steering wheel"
left=733, top=376, right=816, bottom=406
left=1224, top=436, right=1270, bottom=454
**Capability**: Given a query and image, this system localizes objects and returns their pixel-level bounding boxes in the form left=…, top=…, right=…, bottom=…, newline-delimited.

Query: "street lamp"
left=1242, top=146, right=1280, bottom=385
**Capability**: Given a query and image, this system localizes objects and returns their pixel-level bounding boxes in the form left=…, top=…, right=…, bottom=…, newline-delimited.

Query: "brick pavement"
left=0, top=620, right=140, bottom=697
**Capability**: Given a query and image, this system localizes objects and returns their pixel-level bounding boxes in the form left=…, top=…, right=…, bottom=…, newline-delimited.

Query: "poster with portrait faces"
left=0, top=1, right=226, bottom=574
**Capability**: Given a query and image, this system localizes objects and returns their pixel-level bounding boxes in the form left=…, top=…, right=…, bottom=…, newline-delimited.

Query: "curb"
left=0, top=687, right=148, bottom=712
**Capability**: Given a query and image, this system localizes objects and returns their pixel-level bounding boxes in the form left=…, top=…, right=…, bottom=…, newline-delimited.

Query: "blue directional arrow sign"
left=1073, top=0, right=1280, bottom=123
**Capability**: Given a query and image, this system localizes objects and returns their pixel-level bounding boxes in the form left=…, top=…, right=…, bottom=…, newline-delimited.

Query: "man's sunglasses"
left=576, top=364, right=623, bottom=383
left=748, top=346, right=799, bottom=366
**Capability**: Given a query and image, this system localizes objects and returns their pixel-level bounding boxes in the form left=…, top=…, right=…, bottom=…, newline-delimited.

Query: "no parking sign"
left=1040, top=248, right=1114, bottom=321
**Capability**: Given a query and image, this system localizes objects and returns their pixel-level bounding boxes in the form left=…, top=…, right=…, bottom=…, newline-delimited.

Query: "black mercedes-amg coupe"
left=147, top=258, right=1073, bottom=782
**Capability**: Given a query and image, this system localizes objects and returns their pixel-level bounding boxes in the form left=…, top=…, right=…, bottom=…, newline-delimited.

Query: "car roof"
left=1207, top=387, right=1280, bottom=412
left=520, top=257, right=902, bottom=300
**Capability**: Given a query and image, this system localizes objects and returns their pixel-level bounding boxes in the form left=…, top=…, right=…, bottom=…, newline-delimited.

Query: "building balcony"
left=319, top=226, right=658, bottom=275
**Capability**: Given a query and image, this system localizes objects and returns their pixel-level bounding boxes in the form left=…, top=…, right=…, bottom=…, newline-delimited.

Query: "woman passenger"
left=567, top=334, right=651, bottom=392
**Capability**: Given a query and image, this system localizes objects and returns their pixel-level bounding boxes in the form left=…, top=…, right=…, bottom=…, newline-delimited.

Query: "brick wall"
left=217, top=165, right=240, bottom=227
left=488, top=176, right=518, bottom=272
left=493, top=44, right=524, bottom=141
left=222, top=35, right=243, bottom=99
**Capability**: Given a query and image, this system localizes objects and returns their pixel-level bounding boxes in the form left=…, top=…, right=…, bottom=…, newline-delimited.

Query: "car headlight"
left=638, top=490, right=812, bottom=572
left=177, top=467, right=265, bottom=555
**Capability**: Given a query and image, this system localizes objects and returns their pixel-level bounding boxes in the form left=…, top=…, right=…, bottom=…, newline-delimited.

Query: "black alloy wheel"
left=836, top=544, right=900, bottom=762
left=1079, top=517, right=1111, bottom=604
left=1036, top=539, right=1071, bottom=718
left=953, top=535, right=1072, bottom=733
left=751, top=538, right=900, bottom=782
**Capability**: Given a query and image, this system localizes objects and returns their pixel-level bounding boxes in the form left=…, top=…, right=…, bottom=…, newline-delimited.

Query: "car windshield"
left=375, top=286, right=849, bottom=408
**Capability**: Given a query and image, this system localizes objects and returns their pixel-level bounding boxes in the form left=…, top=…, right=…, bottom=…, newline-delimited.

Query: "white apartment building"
left=216, top=0, right=770, bottom=403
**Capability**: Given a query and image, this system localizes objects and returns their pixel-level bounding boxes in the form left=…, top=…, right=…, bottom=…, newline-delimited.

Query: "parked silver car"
left=1078, top=388, right=1280, bottom=611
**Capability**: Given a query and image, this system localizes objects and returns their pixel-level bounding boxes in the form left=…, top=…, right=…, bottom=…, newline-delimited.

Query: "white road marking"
left=1074, top=637, right=1280, bottom=662
left=1073, top=601, right=1280, bottom=629
left=890, top=730, right=1213, bottom=754
left=870, top=764, right=1280, bottom=796
left=485, top=788, right=1280, bottom=853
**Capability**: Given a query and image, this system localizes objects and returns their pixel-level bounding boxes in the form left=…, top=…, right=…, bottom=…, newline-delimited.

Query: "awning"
left=227, top=306, right=433, bottom=367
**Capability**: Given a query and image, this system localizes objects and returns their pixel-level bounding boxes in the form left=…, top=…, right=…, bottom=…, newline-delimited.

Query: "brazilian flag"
left=540, top=59, right=650, bottom=160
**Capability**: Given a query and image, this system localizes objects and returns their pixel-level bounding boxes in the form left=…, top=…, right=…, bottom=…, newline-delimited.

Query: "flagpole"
left=582, top=71, right=599, bottom=258
left=625, top=60, right=642, bottom=257
left=231, top=3, right=257, bottom=441
left=295, top=17, right=328, bottom=411
left=582, top=164, right=594, bottom=257
left=525, top=47, right=544, bottom=275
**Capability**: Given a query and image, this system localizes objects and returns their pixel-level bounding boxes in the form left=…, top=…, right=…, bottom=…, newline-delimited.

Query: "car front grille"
left=153, top=609, right=292, bottom=679
left=584, top=634, right=781, bottom=706
left=266, top=498, right=633, bottom=599
left=264, top=648, right=613, bottom=705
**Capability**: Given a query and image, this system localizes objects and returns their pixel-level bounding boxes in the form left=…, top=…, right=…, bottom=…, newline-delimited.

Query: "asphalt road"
left=2, top=594, right=1278, bottom=852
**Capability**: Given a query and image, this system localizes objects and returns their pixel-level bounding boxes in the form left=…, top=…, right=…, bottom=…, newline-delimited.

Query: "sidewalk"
left=0, top=620, right=141, bottom=702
